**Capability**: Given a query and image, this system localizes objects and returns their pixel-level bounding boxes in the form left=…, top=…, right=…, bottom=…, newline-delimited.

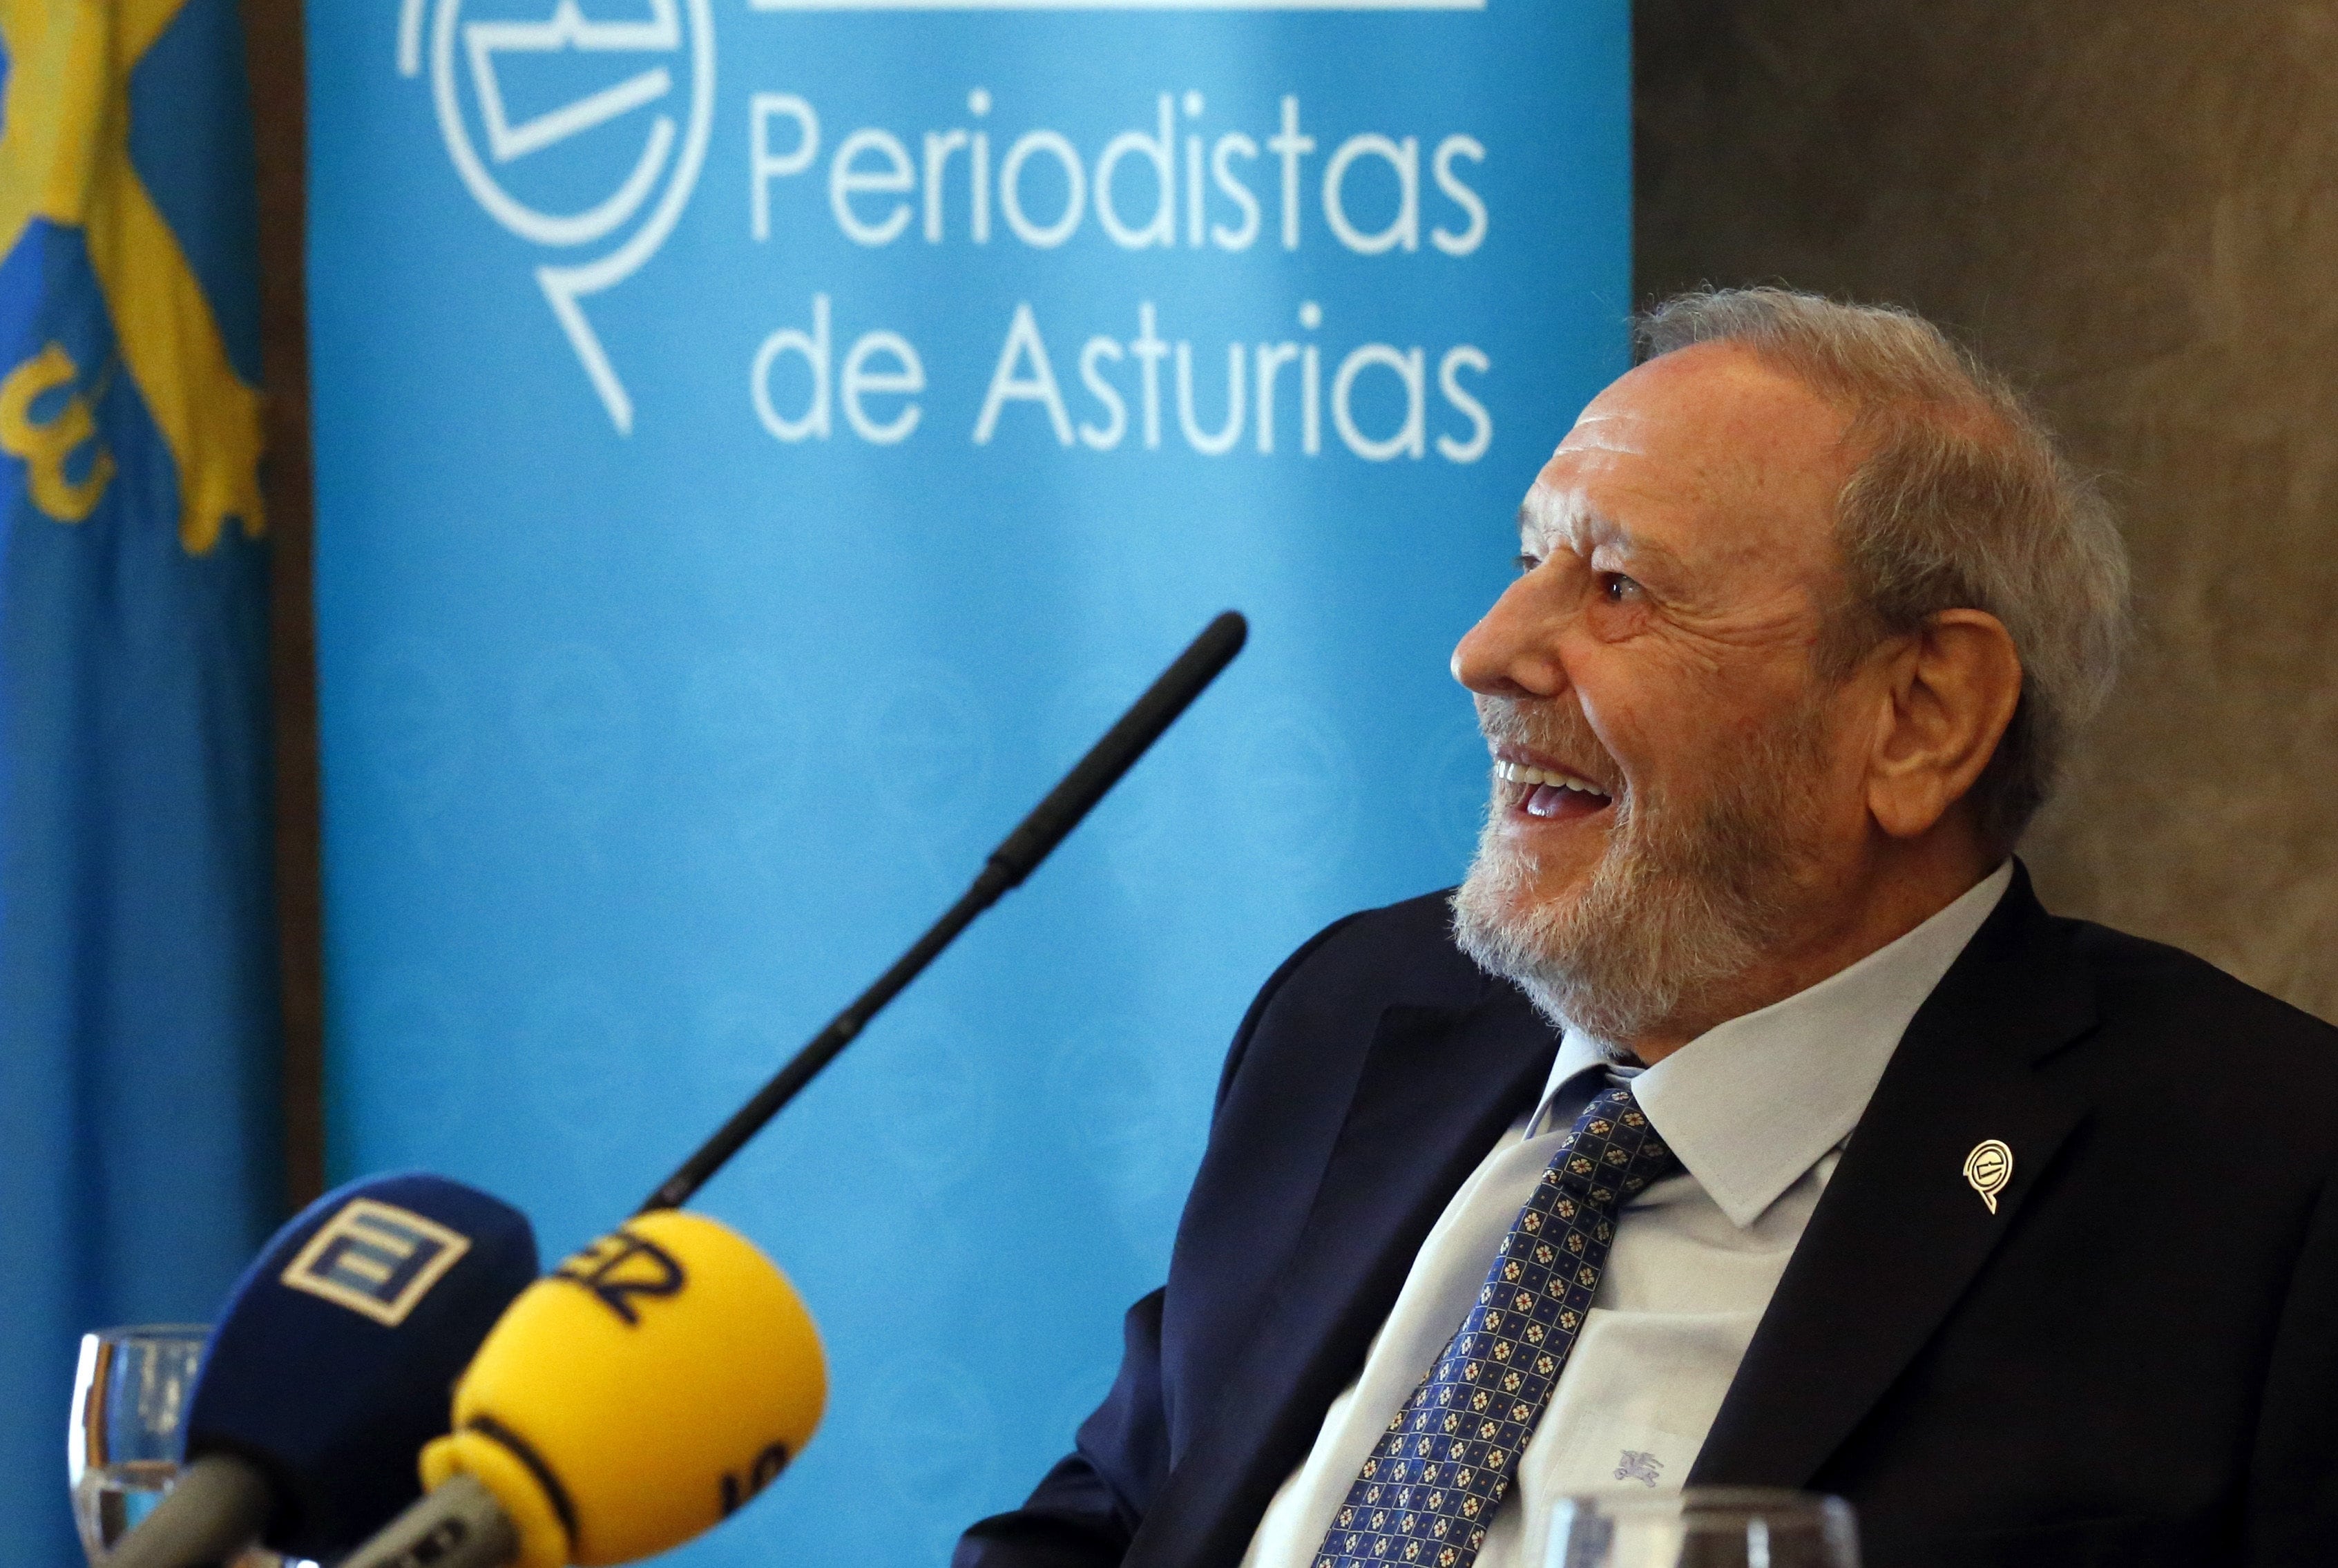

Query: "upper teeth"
left=1496, top=760, right=1606, bottom=795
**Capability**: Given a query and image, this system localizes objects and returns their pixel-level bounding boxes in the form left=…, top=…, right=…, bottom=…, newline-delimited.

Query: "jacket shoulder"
left=1274, top=888, right=1492, bottom=1008
left=2046, top=910, right=2338, bottom=1163
left=1210, top=887, right=1504, bottom=1118
left=2060, top=913, right=2338, bottom=1062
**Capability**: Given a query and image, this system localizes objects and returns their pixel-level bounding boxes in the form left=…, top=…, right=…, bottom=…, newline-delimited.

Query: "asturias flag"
left=0, top=1, right=281, bottom=1560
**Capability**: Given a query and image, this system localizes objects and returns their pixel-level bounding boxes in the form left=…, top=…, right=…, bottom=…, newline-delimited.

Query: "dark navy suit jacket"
left=957, top=866, right=2338, bottom=1567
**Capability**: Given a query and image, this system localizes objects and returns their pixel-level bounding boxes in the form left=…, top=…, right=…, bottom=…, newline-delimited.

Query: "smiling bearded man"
left=1452, top=670, right=1831, bottom=1051
left=959, top=290, right=2338, bottom=1568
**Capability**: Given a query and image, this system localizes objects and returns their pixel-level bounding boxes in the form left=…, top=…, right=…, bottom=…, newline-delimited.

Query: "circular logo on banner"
left=397, top=0, right=716, bottom=433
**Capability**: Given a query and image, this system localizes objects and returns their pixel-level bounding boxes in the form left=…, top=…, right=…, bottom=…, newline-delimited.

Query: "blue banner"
left=0, top=1, right=279, bottom=1560
left=310, top=3, right=1624, bottom=1564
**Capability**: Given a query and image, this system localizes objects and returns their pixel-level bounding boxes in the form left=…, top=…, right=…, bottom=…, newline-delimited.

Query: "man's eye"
left=1513, top=553, right=1541, bottom=575
left=1599, top=573, right=1640, bottom=602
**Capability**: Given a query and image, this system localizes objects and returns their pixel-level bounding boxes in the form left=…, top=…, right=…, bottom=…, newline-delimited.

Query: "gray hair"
left=1636, top=287, right=2131, bottom=852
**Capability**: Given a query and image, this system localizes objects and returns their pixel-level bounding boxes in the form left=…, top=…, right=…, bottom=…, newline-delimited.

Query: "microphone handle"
left=99, top=1453, right=271, bottom=1568
left=336, top=1473, right=518, bottom=1568
left=640, top=610, right=1248, bottom=1213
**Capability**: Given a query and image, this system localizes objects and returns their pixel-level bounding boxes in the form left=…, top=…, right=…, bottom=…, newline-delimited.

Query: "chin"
left=1467, top=827, right=1591, bottom=917
left=1451, top=837, right=1570, bottom=977
left=1451, top=783, right=1777, bottom=1049
left=1501, top=868, right=1591, bottom=929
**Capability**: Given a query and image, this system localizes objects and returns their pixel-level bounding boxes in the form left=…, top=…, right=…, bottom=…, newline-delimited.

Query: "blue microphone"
left=102, top=1172, right=537, bottom=1568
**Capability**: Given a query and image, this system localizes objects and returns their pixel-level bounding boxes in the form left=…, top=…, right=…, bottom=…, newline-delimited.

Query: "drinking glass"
left=66, top=1326, right=210, bottom=1563
left=1546, top=1487, right=1861, bottom=1568
left=64, top=1326, right=306, bottom=1568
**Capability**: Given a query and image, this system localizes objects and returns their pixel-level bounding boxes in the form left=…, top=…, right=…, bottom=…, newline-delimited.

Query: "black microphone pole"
left=641, top=610, right=1249, bottom=1213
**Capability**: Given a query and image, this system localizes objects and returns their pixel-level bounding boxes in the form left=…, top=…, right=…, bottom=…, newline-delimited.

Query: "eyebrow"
left=1516, top=490, right=1689, bottom=576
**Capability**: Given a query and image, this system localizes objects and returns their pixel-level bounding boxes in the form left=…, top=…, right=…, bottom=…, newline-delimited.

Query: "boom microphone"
left=102, top=1174, right=538, bottom=1568
left=338, top=613, right=1243, bottom=1568
left=338, top=1210, right=825, bottom=1568
left=642, top=609, right=1247, bottom=1210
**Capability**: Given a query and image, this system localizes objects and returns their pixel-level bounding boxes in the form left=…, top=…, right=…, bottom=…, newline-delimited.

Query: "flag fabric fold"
left=0, top=1, right=280, bottom=1559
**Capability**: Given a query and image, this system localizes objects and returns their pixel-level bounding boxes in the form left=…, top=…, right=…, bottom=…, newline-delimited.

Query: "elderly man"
left=957, top=290, right=2338, bottom=1568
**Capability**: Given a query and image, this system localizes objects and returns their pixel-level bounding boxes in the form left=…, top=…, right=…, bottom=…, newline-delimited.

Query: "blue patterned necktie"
left=1312, top=1084, right=1680, bottom=1568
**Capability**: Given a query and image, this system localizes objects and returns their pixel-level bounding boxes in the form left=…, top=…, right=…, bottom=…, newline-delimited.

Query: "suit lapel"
left=1690, top=868, right=2098, bottom=1487
left=1131, top=984, right=1556, bottom=1568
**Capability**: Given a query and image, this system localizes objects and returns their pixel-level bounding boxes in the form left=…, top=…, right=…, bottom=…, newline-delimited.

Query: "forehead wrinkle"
left=1552, top=409, right=1641, bottom=457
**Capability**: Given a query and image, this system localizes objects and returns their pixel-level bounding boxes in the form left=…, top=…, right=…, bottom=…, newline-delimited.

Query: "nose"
left=1452, top=571, right=1571, bottom=700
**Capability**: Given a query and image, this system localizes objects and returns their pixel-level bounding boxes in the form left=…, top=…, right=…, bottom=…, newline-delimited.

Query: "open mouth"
left=1495, top=758, right=1615, bottom=821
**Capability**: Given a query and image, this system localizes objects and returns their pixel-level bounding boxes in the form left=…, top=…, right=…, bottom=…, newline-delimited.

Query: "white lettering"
left=1333, top=343, right=1425, bottom=461
left=1129, top=301, right=1168, bottom=449
left=1437, top=345, right=1491, bottom=462
left=1210, top=133, right=1261, bottom=251
left=999, top=131, right=1086, bottom=249
left=1430, top=135, right=1487, bottom=256
left=1096, top=95, right=1176, bottom=249
left=1269, top=96, right=1314, bottom=251
left=1078, top=336, right=1127, bottom=450
left=1183, top=90, right=1206, bottom=247
left=969, top=92, right=992, bottom=244
left=975, top=302, right=1073, bottom=446
left=842, top=331, right=924, bottom=444
left=1323, top=134, right=1419, bottom=256
left=923, top=128, right=970, bottom=243
left=1176, top=341, right=1245, bottom=456
left=751, top=294, right=831, bottom=442
left=1254, top=341, right=1299, bottom=454
left=830, top=128, right=914, bottom=247
left=1303, top=341, right=1321, bottom=455
left=1299, top=300, right=1323, bottom=456
left=750, top=94, right=818, bottom=243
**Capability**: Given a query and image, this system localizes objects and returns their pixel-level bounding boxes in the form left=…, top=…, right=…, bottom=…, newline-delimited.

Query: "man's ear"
left=1865, top=609, right=2023, bottom=840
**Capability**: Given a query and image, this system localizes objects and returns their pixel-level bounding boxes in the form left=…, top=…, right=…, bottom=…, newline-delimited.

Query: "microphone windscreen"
left=187, top=1173, right=539, bottom=1558
left=421, top=1210, right=825, bottom=1567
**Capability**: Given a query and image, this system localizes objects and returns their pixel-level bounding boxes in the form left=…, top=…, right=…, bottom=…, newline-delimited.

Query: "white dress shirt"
left=1238, top=863, right=2013, bottom=1568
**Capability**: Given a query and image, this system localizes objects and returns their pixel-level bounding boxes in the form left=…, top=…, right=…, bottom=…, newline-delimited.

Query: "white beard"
left=1451, top=696, right=1828, bottom=1051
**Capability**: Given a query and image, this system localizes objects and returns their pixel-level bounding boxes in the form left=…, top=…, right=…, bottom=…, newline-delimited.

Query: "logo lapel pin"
left=1963, top=1140, right=2013, bottom=1214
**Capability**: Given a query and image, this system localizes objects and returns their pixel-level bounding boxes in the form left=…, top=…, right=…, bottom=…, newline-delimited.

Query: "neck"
left=1622, top=832, right=2000, bottom=1065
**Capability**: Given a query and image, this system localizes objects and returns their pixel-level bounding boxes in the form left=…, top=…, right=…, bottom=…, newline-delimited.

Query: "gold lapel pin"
left=1964, top=1140, right=2013, bottom=1214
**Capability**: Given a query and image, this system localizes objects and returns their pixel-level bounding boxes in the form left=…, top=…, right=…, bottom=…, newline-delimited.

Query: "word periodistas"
left=747, top=88, right=1495, bottom=463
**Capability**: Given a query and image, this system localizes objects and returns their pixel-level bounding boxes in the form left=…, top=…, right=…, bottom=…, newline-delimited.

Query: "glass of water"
left=66, top=1326, right=210, bottom=1563
left=1547, top=1487, right=1861, bottom=1568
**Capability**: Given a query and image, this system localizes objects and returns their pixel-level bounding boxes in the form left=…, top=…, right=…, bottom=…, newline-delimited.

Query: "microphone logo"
left=396, top=0, right=717, bottom=434
left=280, top=1198, right=475, bottom=1326
left=553, top=1227, right=687, bottom=1324
left=718, top=1440, right=792, bottom=1516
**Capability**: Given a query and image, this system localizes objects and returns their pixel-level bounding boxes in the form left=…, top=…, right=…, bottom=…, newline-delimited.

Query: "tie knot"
left=1553, top=1085, right=1678, bottom=1207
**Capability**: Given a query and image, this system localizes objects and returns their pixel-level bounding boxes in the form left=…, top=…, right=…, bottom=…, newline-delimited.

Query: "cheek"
left=1817, top=716, right=1880, bottom=816
left=1593, top=658, right=1844, bottom=801
left=1573, top=656, right=1734, bottom=777
left=1582, top=595, right=1654, bottom=644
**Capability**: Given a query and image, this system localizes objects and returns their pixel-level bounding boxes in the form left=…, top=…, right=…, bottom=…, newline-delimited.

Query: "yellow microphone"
left=340, top=1210, right=825, bottom=1568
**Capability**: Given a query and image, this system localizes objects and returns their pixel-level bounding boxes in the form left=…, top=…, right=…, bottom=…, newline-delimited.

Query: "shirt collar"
left=1535, top=1029, right=1624, bottom=1111
left=1529, top=861, right=2014, bottom=1228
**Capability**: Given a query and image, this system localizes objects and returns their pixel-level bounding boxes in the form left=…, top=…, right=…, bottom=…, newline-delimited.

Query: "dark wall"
left=1637, top=0, right=2338, bottom=1020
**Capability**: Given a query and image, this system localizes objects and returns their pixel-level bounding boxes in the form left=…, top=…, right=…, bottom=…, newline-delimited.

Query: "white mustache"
left=1474, top=695, right=1621, bottom=798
